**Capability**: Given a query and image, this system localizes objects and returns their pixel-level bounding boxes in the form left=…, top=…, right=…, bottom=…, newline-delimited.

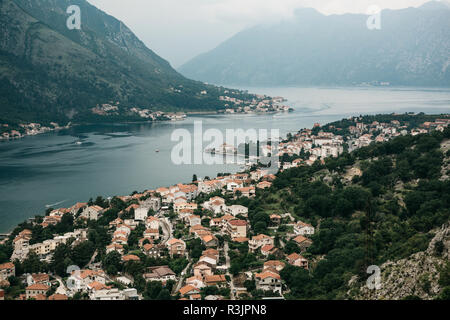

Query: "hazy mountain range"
left=0, top=0, right=239, bottom=125
left=179, top=1, right=450, bottom=87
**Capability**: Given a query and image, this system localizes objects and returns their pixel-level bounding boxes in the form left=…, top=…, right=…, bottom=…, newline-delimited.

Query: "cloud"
left=87, top=0, right=433, bottom=66
left=197, top=0, right=430, bottom=24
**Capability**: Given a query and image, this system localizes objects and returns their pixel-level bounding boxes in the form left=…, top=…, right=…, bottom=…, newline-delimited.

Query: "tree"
left=439, top=263, right=450, bottom=287
left=102, top=251, right=122, bottom=275
left=145, top=281, right=163, bottom=300
left=50, top=243, right=73, bottom=276
left=71, top=241, right=95, bottom=267
left=280, top=265, right=311, bottom=299
left=285, top=240, right=301, bottom=254
left=0, top=243, right=13, bottom=264
left=254, top=221, right=267, bottom=234
left=21, top=252, right=47, bottom=274
left=244, top=279, right=256, bottom=292
left=437, top=287, right=450, bottom=300
left=156, top=288, right=171, bottom=300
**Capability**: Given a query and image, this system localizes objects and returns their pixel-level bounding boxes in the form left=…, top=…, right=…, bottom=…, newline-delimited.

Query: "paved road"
left=174, top=255, right=192, bottom=294
left=87, top=250, right=98, bottom=268
left=53, top=275, right=68, bottom=295
left=159, top=216, right=173, bottom=245
left=224, top=241, right=236, bottom=300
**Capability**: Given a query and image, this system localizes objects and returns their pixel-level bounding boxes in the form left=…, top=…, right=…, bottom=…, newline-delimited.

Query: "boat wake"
left=45, top=200, right=68, bottom=208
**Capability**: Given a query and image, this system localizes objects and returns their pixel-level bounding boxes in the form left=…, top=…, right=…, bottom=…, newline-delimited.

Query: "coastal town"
left=0, top=93, right=290, bottom=141
left=219, top=94, right=293, bottom=114
left=0, top=113, right=449, bottom=301
left=0, top=122, right=70, bottom=140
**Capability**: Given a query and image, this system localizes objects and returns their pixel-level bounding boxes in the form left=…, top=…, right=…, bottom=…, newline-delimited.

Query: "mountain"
left=0, top=0, right=241, bottom=125
left=352, top=223, right=450, bottom=300
left=179, top=1, right=450, bottom=87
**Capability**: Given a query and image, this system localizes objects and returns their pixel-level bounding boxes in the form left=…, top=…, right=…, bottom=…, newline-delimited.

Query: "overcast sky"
left=88, top=0, right=433, bottom=67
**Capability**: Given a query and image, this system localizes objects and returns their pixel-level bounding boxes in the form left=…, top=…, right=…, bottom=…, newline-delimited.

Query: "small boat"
left=75, top=141, right=82, bottom=145
left=155, top=149, right=160, bottom=153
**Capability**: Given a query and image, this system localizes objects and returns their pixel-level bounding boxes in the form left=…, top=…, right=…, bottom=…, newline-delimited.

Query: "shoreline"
left=0, top=110, right=292, bottom=143
left=1, top=112, right=447, bottom=234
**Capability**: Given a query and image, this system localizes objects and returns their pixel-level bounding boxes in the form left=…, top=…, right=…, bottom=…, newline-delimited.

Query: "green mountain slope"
left=0, top=0, right=237, bottom=125
left=179, top=2, right=450, bottom=87
left=234, top=116, right=450, bottom=299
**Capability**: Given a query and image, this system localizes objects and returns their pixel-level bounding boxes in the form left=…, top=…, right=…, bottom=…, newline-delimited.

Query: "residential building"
left=187, top=215, right=201, bottom=227
left=270, top=214, right=281, bottom=226
left=174, top=202, right=198, bottom=214
left=186, top=276, right=205, bottom=289
left=81, top=205, right=104, bottom=221
left=292, top=235, right=313, bottom=250
left=122, top=254, right=140, bottom=262
left=294, top=221, right=315, bottom=236
left=0, top=262, right=15, bottom=281
left=134, top=207, right=149, bottom=221
left=224, top=205, right=248, bottom=217
left=26, top=283, right=50, bottom=299
left=203, top=197, right=226, bottom=214
left=249, top=234, right=274, bottom=252
left=143, top=228, right=160, bottom=241
left=167, top=239, right=186, bottom=257
left=255, top=271, right=282, bottom=295
left=287, top=253, right=308, bottom=269
left=227, top=220, right=248, bottom=239
left=263, top=261, right=285, bottom=272
left=261, top=244, right=277, bottom=256
left=179, top=285, right=200, bottom=297
left=145, top=216, right=160, bottom=230
left=143, top=243, right=162, bottom=259
left=193, top=262, right=213, bottom=278
left=144, top=266, right=176, bottom=282
left=201, top=234, right=218, bottom=247
left=234, top=186, right=255, bottom=197
left=257, top=181, right=272, bottom=189
left=204, top=275, right=227, bottom=287
left=90, top=288, right=124, bottom=300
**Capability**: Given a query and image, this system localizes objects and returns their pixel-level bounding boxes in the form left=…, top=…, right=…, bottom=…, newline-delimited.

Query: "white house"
left=255, top=271, right=282, bottom=295
left=145, top=216, right=159, bottom=230
left=294, top=221, right=315, bottom=236
left=141, top=197, right=161, bottom=213
left=187, top=215, right=201, bottom=227
left=198, top=180, right=222, bottom=194
left=227, top=180, right=243, bottom=192
left=81, top=205, right=104, bottom=221
left=203, top=197, right=226, bottom=214
left=134, top=207, right=149, bottom=221
left=249, top=234, right=274, bottom=252
left=224, top=205, right=248, bottom=217
left=90, top=288, right=124, bottom=300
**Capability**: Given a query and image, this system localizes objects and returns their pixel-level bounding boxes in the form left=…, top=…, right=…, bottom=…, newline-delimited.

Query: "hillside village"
left=0, top=93, right=289, bottom=141
left=219, top=94, right=292, bottom=114
left=0, top=113, right=449, bottom=301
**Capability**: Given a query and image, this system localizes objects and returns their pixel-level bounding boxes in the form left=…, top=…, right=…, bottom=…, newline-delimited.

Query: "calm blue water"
left=0, top=86, right=449, bottom=232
